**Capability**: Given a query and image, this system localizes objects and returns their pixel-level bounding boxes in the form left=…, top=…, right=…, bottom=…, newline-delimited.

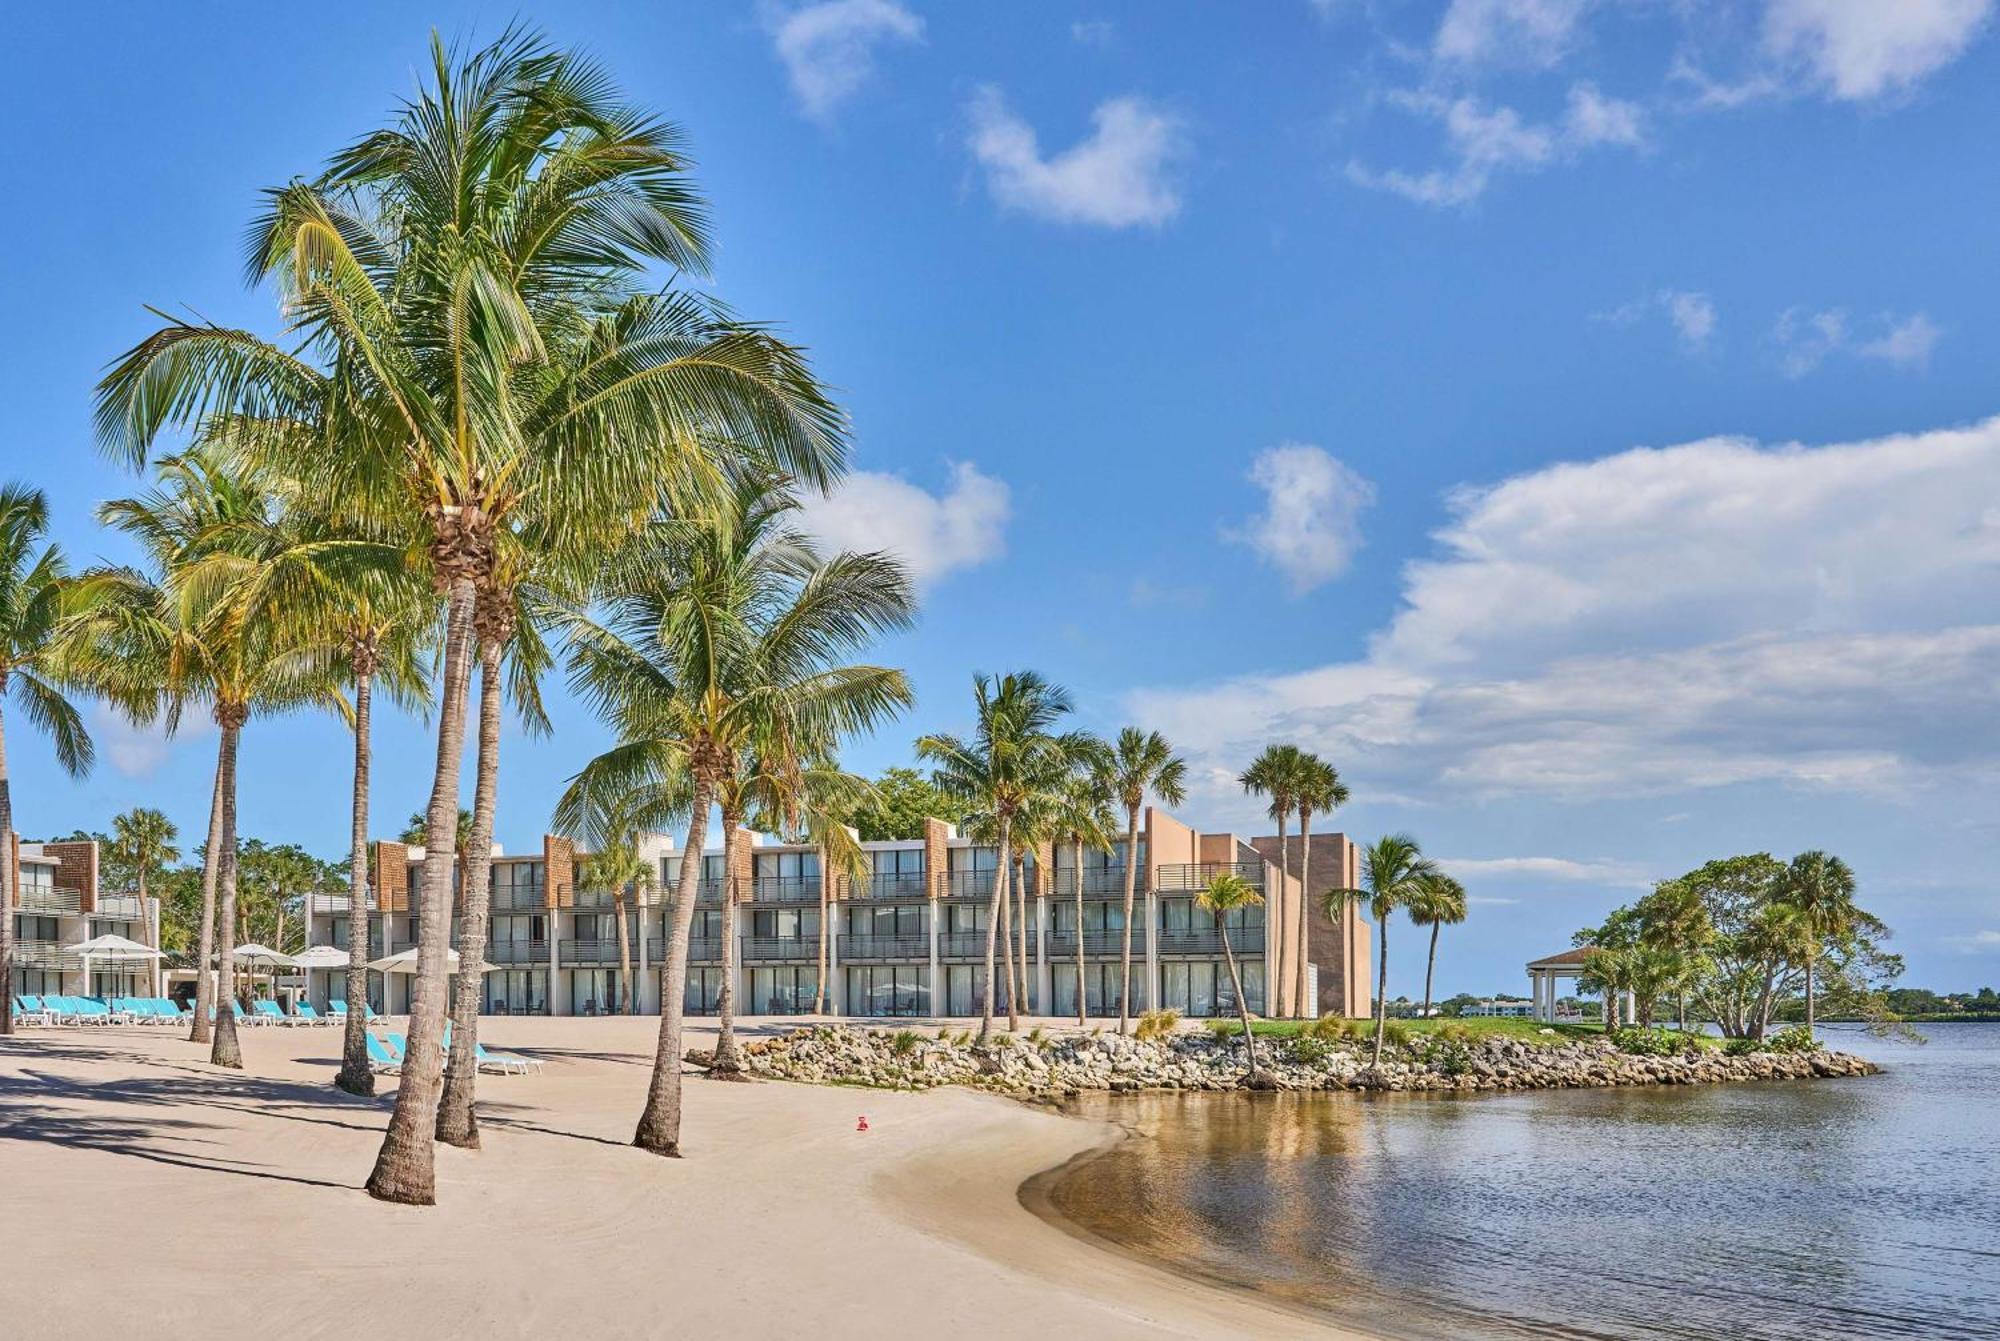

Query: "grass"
left=1205, top=1016, right=1608, bottom=1045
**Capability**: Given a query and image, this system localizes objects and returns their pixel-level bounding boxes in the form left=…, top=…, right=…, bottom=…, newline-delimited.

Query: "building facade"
left=7, top=835, right=162, bottom=998
left=303, top=808, right=1371, bottom=1022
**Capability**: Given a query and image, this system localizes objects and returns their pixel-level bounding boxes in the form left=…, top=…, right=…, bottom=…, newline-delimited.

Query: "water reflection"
left=1045, top=1026, right=2000, bottom=1340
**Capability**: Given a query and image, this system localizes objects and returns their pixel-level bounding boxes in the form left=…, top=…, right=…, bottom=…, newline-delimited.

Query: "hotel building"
left=304, top=807, right=1371, bottom=1021
left=6, top=835, right=164, bottom=999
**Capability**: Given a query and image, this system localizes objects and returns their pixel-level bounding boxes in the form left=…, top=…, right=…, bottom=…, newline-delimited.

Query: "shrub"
left=1338, top=1017, right=1368, bottom=1042
left=1434, top=1042, right=1471, bottom=1076
left=1205, top=1018, right=1241, bottom=1040
left=1300, top=1013, right=1345, bottom=1041
left=891, top=1029, right=920, bottom=1057
left=1767, top=1025, right=1818, bottom=1054
left=1026, top=1025, right=1048, bottom=1049
left=1432, top=1021, right=1474, bottom=1046
left=1611, top=1026, right=1683, bottom=1056
left=1375, top=1019, right=1412, bottom=1051
left=1135, top=1008, right=1182, bottom=1042
left=1723, top=1036, right=1760, bottom=1057
left=1291, top=1034, right=1334, bottom=1067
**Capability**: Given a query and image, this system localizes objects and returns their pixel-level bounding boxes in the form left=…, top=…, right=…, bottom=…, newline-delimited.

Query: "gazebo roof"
left=1526, top=946, right=1598, bottom=970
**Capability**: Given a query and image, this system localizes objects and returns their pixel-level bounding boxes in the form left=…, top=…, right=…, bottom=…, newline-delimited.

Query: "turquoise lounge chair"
left=252, top=999, right=301, bottom=1027
left=294, top=1002, right=329, bottom=1025
left=475, top=1041, right=541, bottom=1075
left=13, top=996, right=52, bottom=1027
left=364, top=1033, right=402, bottom=1073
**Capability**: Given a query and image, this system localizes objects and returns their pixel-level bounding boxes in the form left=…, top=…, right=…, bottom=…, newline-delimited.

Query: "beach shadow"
left=0, top=1094, right=358, bottom=1190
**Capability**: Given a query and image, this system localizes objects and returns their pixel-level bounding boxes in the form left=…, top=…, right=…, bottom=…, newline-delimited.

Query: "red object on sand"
left=856, top=1115, right=869, bottom=1131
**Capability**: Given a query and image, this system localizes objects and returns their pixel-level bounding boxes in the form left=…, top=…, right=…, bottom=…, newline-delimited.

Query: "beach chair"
left=325, top=999, right=349, bottom=1019
left=383, top=1033, right=409, bottom=1065
left=294, top=1001, right=329, bottom=1025
left=364, top=1033, right=402, bottom=1074
left=252, top=1000, right=300, bottom=1027
left=13, top=996, right=52, bottom=1027
left=475, top=1041, right=542, bottom=1075
left=74, top=997, right=114, bottom=1025
left=42, top=996, right=82, bottom=1026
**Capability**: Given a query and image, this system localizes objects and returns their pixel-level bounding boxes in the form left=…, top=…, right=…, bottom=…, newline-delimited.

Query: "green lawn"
left=1205, top=1016, right=1607, bottom=1044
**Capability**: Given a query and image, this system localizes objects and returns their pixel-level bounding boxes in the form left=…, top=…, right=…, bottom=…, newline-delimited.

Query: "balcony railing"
left=646, top=936, right=723, bottom=962
left=942, top=869, right=999, bottom=898
left=1048, top=867, right=1135, bottom=897
left=748, top=876, right=820, bottom=904
left=838, top=934, right=930, bottom=960
left=854, top=871, right=929, bottom=900
left=309, top=891, right=377, bottom=914
left=1157, top=926, right=1265, bottom=955
left=12, top=941, right=68, bottom=968
left=492, top=887, right=548, bottom=911
left=18, top=887, right=80, bottom=914
left=937, top=931, right=1033, bottom=959
left=559, top=938, right=628, bottom=965
left=741, top=936, right=820, bottom=962
left=1154, top=861, right=1267, bottom=892
left=92, top=893, right=146, bottom=920
left=1046, top=929, right=1145, bottom=957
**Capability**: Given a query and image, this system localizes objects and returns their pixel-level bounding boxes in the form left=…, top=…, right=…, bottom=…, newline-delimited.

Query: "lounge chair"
left=252, top=1000, right=302, bottom=1027
left=73, top=997, right=114, bottom=1025
left=12, top=996, right=53, bottom=1027
left=364, top=1033, right=402, bottom=1073
left=294, top=1002, right=330, bottom=1025
left=475, top=1041, right=542, bottom=1075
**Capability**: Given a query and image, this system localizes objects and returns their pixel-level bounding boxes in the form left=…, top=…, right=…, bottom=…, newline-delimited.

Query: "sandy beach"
left=0, top=1017, right=1356, bottom=1340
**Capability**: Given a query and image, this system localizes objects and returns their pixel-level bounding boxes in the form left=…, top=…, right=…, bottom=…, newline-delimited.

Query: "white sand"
left=0, top=1018, right=1361, bottom=1339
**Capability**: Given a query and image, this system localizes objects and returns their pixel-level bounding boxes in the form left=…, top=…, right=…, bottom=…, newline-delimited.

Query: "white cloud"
left=1763, top=0, right=1992, bottom=101
left=1434, top=0, right=1592, bottom=70
left=1859, top=313, right=1942, bottom=368
left=1662, top=290, right=1718, bottom=350
left=1225, top=444, right=1375, bottom=596
left=965, top=86, right=1187, bottom=228
left=1348, top=83, right=1643, bottom=207
left=1071, top=19, right=1115, bottom=47
left=1130, top=415, right=2000, bottom=804
left=90, top=704, right=203, bottom=779
left=763, top=0, right=923, bottom=121
left=1439, top=856, right=1650, bottom=887
left=795, top=461, right=1010, bottom=588
left=1949, top=929, right=2000, bottom=950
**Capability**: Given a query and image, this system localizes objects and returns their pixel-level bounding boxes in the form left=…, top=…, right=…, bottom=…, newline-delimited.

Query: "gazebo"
left=1525, top=946, right=1634, bottom=1024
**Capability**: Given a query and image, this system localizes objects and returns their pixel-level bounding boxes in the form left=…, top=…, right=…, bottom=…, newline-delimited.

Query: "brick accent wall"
left=43, top=839, right=98, bottom=912
left=372, top=841, right=410, bottom=913
left=544, top=835, right=576, bottom=908
left=922, top=818, right=952, bottom=900
left=1251, top=832, right=1369, bottom=1018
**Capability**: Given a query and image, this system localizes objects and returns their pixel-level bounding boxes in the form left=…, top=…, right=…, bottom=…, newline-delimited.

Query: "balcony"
left=492, top=887, right=548, bottom=912
left=12, top=941, right=69, bottom=968
left=559, top=938, right=626, bottom=965
left=92, top=893, right=146, bottom=921
left=1154, top=861, right=1266, bottom=893
left=741, top=936, right=820, bottom=962
left=838, top=934, right=930, bottom=960
left=942, top=869, right=999, bottom=899
left=646, top=936, right=723, bottom=962
left=310, top=891, right=374, bottom=914
left=1046, top=929, right=1145, bottom=957
left=854, top=871, right=929, bottom=900
left=18, top=886, right=80, bottom=914
left=748, top=876, right=820, bottom=905
left=1049, top=867, right=1135, bottom=897
left=1158, top=926, right=1265, bottom=955
left=939, top=931, right=1033, bottom=959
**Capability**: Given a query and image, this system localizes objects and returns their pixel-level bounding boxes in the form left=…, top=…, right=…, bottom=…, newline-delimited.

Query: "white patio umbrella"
left=367, top=946, right=464, bottom=974
left=291, top=945, right=351, bottom=970
left=67, top=933, right=163, bottom=999
left=226, top=943, right=299, bottom=1009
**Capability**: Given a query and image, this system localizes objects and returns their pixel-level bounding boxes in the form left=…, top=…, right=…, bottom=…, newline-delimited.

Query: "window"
left=684, top=967, right=724, bottom=1014
left=751, top=908, right=817, bottom=939
left=484, top=969, right=547, bottom=1015
left=571, top=969, right=621, bottom=1015
left=755, top=850, right=821, bottom=881
left=1157, top=960, right=1263, bottom=1017
left=846, top=903, right=925, bottom=938
left=749, top=966, right=820, bottom=1014
left=845, top=964, right=930, bottom=1016
left=14, top=915, right=59, bottom=941
left=942, top=964, right=1030, bottom=1016
left=1051, top=963, right=1134, bottom=1017
left=948, top=846, right=997, bottom=873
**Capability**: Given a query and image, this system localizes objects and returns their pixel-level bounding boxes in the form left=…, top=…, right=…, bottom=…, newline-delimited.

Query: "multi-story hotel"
left=304, top=807, right=1372, bottom=1021
left=6, top=835, right=163, bottom=999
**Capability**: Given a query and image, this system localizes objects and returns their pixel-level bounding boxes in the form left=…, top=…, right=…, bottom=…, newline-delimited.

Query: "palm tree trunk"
left=1271, top=812, right=1290, bottom=1018
left=977, top=816, right=1010, bottom=1045
left=210, top=715, right=245, bottom=1069
left=189, top=752, right=225, bottom=1044
left=0, top=705, right=13, bottom=1036
left=999, top=860, right=1017, bottom=1031
left=614, top=890, right=632, bottom=1015
left=1118, top=804, right=1139, bottom=1035
left=335, top=668, right=375, bottom=1096
left=814, top=854, right=830, bottom=1016
left=1219, top=921, right=1259, bottom=1077
left=635, top=774, right=713, bottom=1155
left=1423, top=921, right=1440, bottom=1020
left=1295, top=810, right=1313, bottom=1018
left=1805, top=956, right=1815, bottom=1037
left=1371, top=913, right=1389, bottom=1068
left=1014, top=852, right=1030, bottom=1016
left=438, top=640, right=503, bottom=1148
left=711, top=813, right=744, bottom=1074
left=366, top=575, right=478, bottom=1205
left=1073, top=839, right=1086, bottom=1026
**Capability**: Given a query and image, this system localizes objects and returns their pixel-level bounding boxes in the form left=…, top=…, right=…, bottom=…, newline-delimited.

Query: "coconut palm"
left=742, top=755, right=875, bottom=1024
left=1325, top=834, right=1441, bottom=1068
left=1198, top=871, right=1266, bottom=1079
left=1100, top=728, right=1187, bottom=1035
left=1239, top=744, right=1310, bottom=1016
left=1048, top=766, right=1116, bottom=1025
left=97, top=30, right=847, bottom=1205
left=1292, top=754, right=1349, bottom=1017
left=554, top=479, right=912, bottom=1155
left=0, top=485, right=94, bottom=1034
left=578, top=826, right=654, bottom=1017
left=1776, top=851, right=1864, bottom=1037
left=1406, top=873, right=1467, bottom=1020
left=919, top=674, right=1084, bottom=1044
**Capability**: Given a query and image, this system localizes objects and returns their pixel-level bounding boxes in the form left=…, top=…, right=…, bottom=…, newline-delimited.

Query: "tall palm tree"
left=1100, top=728, right=1186, bottom=1035
left=579, top=830, right=653, bottom=1016
left=110, top=807, right=177, bottom=993
left=97, top=30, right=847, bottom=1205
left=919, top=674, right=1082, bottom=1044
left=555, top=480, right=913, bottom=1156
left=1777, top=850, right=1863, bottom=1037
left=1240, top=744, right=1310, bottom=1017
left=1325, top=834, right=1441, bottom=1068
left=1292, top=754, right=1349, bottom=1018
left=1406, top=873, right=1467, bottom=1020
left=0, top=485, right=94, bottom=1034
left=1048, top=766, right=1115, bottom=1025
left=742, top=755, right=873, bottom=1023
left=1198, top=872, right=1265, bottom=1079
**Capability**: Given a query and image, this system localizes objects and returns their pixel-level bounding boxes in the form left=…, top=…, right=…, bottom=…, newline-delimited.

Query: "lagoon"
left=1039, top=1023, right=2000, bottom=1340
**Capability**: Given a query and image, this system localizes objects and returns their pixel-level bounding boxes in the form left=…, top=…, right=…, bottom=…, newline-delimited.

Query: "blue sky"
left=5, top=2, right=1998, bottom=998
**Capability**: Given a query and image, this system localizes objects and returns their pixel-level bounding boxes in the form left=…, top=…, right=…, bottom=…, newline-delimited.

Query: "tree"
left=0, top=484, right=94, bottom=1033
left=1407, top=872, right=1466, bottom=1020
left=1100, top=728, right=1186, bottom=1035
left=851, top=767, right=968, bottom=841
left=1326, top=834, right=1441, bottom=1067
left=1292, top=754, right=1349, bottom=1017
left=555, top=477, right=912, bottom=1154
left=578, top=828, right=654, bottom=1016
left=1776, top=850, right=1864, bottom=1038
left=919, top=673, right=1083, bottom=1044
left=98, top=29, right=846, bottom=1205
left=400, top=810, right=472, bottom=850
left=1048, top=765, right=1115, bottom=1025
left=1240, top=744, right=1309, bottom=1016
left=109, top=807, right=178, bottom=991
left=1199, top=872, right=1266, bottom=1081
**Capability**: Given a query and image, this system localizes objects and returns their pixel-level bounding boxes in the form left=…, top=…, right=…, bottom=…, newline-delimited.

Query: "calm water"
left=1039, top=1024, right=2000, bottom=1340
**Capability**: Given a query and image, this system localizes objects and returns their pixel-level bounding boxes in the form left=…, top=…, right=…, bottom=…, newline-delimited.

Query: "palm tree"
left=108, top=807, right=177, bottom=992
left=1048, top=767, right=1115, bottom=1025
left=0, top=485, right=94, bottom=1034
left=1240, top=744, right=1310, bottom=1016
left=919, top=674, right=1082, bottom=1044
left=97, top=30, right=847, bottom=1206
left=1325, top=834, right=1441, bottom=1067
left=1100, top=728, right=1186, bottom=1035
left=555, top=480, right=912, bottom=1155
left=1198, top=872, right=1265, bottom=1080
left=1292, top=755, right=1349, bottom=1017
left=1406, top=873, right=1467, bottom=1020
left=579, top=831, right=653, bottom=1016
left=1777, top=850, right=1862, bottom=1037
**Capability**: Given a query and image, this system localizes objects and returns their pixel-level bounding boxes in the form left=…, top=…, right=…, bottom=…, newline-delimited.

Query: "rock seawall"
left=717, top=1025, right=1877, bottom=1100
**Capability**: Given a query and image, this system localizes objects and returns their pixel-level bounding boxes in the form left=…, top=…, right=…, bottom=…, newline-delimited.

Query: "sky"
left=4, top=1, right=1998, bottom=1000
